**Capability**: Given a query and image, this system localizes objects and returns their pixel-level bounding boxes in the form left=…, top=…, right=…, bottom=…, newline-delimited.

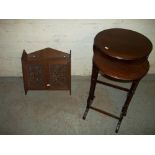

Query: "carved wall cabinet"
left=21, top=48, right=71, bottom=95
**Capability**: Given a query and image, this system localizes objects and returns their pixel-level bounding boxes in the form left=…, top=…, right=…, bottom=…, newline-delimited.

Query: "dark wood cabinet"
left=21, top=48, right=71, bottom=95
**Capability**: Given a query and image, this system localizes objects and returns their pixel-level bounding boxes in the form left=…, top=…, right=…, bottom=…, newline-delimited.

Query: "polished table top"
left=94, top=28, right=153, bottom=61
left=93, top=28, right=152, bottom=81
left=93, top=51, right=149, bottom=81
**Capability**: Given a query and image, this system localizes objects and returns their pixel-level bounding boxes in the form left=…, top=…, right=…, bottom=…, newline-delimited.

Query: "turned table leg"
left=115, top=79, right=140, bottom=133
left=83, top=63, right=99, bottom=120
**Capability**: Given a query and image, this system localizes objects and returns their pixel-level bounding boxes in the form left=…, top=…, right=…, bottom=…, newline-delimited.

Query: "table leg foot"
left=115, top=117, right=123, bottom=133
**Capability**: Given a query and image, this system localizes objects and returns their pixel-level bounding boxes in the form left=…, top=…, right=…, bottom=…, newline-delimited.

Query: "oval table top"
left=93, top=50, right=149, bottom=81
left=94, top=28, right=153, bottom=61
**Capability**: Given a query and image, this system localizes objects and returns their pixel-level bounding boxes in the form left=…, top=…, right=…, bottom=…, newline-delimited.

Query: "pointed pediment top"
left=27, top=48, right=70, bottom=60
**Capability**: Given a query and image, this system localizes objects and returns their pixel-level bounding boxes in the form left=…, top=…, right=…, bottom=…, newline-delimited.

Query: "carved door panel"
left=27, top=64, right=45, bottom=89
left=49, top=64, right=69, bottom=89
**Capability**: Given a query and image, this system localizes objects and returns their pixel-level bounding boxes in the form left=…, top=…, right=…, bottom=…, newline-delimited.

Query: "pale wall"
left=0, top=19, right=155, bottom=76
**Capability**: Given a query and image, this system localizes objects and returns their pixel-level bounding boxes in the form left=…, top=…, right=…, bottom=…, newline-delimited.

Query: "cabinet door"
left=27, top=64, right=45, bottom=89
left=48, top=64, right=69, bottom=90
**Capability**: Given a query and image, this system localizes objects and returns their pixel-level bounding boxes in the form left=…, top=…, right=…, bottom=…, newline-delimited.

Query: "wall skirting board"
left=0, top=74, right=155, bottom=81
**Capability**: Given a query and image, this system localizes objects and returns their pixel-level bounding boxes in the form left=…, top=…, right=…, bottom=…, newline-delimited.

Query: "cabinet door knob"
left=46, top=84, right=51, bottom=87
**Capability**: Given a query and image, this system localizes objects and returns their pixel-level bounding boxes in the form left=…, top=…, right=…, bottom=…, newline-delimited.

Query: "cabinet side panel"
left=21, top=60, right=28, bottom=95
left=69, top=51, right=71, bottom=95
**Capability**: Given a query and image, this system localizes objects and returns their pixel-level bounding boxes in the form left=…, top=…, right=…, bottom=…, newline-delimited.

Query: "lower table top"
left=93, top=51, right=149, bottom=81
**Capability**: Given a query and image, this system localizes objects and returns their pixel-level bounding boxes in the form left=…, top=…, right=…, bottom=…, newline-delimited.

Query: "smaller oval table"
left=83, top=28, right=153, bottom=133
